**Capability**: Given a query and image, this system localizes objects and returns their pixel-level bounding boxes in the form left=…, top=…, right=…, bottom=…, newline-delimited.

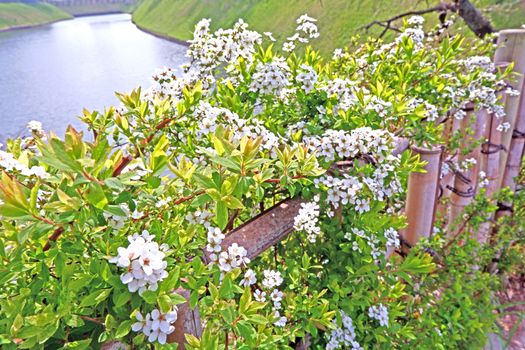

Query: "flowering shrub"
left=0, top=14, right=521, bottom=350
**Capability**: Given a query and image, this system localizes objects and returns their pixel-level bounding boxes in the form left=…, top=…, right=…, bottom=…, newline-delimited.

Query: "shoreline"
left=0, top=11, right=132, bottom=34
left=0, top=17, right=71, bottom=33
left=132, top=18, right=189, bottom=46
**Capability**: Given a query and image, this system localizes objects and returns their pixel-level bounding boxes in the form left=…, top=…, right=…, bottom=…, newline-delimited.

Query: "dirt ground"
left=493, top=275, right=525, bottom=350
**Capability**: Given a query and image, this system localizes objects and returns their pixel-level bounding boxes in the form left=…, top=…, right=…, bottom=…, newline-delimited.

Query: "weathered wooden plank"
left=167, top=288, right=203, bottom=347
left=203, top=197, right=306, bottom=262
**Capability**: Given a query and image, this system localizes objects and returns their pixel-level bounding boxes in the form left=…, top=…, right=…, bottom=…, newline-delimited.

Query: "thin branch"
left=358, top=3, right=453, bottom=37
left=359, top=0, right=495, bottom=38
left=43, top=227, right=65, bottom=251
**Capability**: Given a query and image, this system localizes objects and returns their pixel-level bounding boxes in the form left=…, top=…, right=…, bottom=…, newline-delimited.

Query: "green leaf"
left=236, top=320, right=256, bottom=343
left=158, top=294, right=172, bottom=313
left=222, top=196, right=244, bottom=210
left=62, top=339, right=92, bottom=350
left=113, top=290, right=131, bottom=308
left=170, top=293, right=188, bottom=306
left=219, top=274, right=235, bottom=299
left=215, top=201, right=228, bottom=230
left=80, top=288, right=112, bottom=307
left=10, top=314, right=23, bottom=336
left=115, top=320, right=133, bottom=338
left=141, top=290, right=157, bottom=304
left=85, top=183, right=108, bottom=209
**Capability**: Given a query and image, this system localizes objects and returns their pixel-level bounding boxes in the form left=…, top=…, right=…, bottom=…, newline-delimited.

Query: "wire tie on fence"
left=481, top=141, right=507, bottom=154
left=445, top=184, right=474, bottom=198
left=512, top=129, right=525, bottom=139
left=497, top=202, right=513, bottom=213
left=453, top=170, right=472, bottom=185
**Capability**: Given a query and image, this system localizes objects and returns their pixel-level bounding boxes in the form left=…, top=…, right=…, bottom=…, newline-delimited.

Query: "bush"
left=0, top=14, right=522, bottom=349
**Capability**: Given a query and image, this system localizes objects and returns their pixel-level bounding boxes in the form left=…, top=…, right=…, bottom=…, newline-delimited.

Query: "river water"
left=0, top=13, right=187, bottom=141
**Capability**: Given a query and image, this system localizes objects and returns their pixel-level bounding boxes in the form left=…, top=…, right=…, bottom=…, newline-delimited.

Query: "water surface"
left=0, top=14, right=187, bottom=141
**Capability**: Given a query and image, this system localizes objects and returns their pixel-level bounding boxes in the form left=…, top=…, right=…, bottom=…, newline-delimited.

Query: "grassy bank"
left=54, top=3, right=136, bottom=16
left=0, top=2, right=71, bottom=31
left=132, top=0, right=525, bottom=55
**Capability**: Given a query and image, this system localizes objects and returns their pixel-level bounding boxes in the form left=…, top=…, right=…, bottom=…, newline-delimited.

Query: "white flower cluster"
left=368, top=303, right=389, bottom=327
left=103, top=203, right=131, bottom=230
left=396, top=16, right=425, bottom=47
left=191, top=101, right=280, bottom=152
left=187, top=18, right=262, bottom=77
left=132, top=309, right=177, bottom=344
left=109, top=230, right=168, bottom=294
left=273, top=310, right=287, bottom=327
left=407, top=15, right=425, bottom=26
left=316, top=165, right=402, bottom=213
left=205, top=227, right=225, bottom=254
left=250, top=269, right=286, bottom=327
left=212, top=242, right=251, bottom=274
left=283, top=14, right=319, bottom=52
left=27, top=120, right=45, bottom=136
left=496, top=121, right=511, bottom=132
left=293, top=199, right=321, bottom=242
left=262, top=269, right=283, bottom=289
left=186, top=209, right=214, bottom=228
left=250, top=58, right=291, bottom=95
left=322, top=78, right=358, bottom=113
left=296, top=64, right=318, bottom=93
left=384, top=227, right=400, bottom=248
left=326, top=311, right=363, bottom=350
left=408, top=98, right=440, bottom=122
left=240, top=268, right=257, bottom=287
left=345, top=228, right=383, bottom=260
left=306, top=127, right=392, bottom=163
left=0, top=147, right=49, bottom=179
left=460, top=56, right=494, bottom=72
left=478, top=170, right=489, bottom=188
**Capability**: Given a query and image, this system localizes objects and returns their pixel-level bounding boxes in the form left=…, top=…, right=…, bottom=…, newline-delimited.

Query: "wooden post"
left=494, top=29, right=525, bottom=189
left=402, top=146, right=442, bottom=245
left=448, top=106, right=486, bottom=227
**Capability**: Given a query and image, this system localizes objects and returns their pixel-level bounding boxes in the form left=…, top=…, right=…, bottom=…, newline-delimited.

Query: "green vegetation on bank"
left=54, top=2, right=136, bottom=16
left=132, top=0, right=525, bottom=54
left=0, top=2, right=71, bottom=31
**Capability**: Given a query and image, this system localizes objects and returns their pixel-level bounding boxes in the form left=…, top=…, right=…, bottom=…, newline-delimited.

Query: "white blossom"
left=368, top=303, right=389, bottom=327
left=262, top=269, right=283, bottom=289
left=132, top=308, right=177, bottom=344
left=110, top=230, right=168, bottom=295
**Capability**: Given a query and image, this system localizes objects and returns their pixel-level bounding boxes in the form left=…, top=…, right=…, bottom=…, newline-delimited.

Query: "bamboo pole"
left=500, top=79, right=525, bottom=193
left=436, top=116, right=461, bottom=222
left=476, top=63, right=511, bottom=243
left=448, top=106, right=486, bottom=228
left=494, top=29, right=525, bottom=189
left=402, top=146, right=442, bottom=245
left=496, top=79, right=525, bottom=222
